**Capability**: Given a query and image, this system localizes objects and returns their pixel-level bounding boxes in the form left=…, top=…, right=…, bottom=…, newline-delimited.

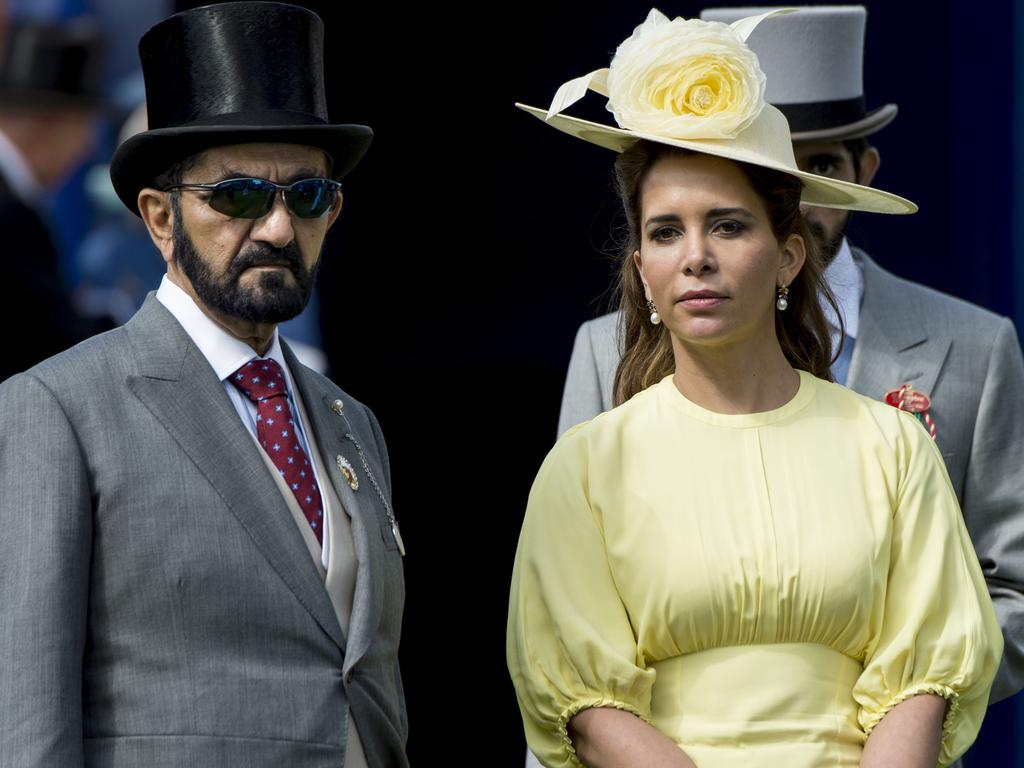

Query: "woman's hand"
left=569, top=707, right=698, bottom=768
left=860, top=693, right=946, bottom=768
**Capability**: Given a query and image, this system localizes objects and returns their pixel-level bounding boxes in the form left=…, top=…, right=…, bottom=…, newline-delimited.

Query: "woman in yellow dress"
left=507, top=10, right=1002, bottom=768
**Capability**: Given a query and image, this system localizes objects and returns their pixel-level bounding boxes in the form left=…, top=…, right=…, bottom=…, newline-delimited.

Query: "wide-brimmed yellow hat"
left=517, top=8, right=916, bottom=215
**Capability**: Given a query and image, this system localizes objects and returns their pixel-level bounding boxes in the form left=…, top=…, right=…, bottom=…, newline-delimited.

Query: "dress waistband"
left=649, top=643, right=865, bottom=765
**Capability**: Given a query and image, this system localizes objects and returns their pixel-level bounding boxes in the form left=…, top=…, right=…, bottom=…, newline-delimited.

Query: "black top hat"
left=109, top=2, right=372, bottom=215
left=0, top=19, right=106, bottom=110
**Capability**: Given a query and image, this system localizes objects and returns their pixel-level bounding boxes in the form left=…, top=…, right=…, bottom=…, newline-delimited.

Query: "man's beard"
left=806, top=213, right=849, bottom=266
left=172, top=215, right=320, bottom=324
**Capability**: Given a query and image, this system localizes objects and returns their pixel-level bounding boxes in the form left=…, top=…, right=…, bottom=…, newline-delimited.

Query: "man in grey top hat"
left=0, top=4, right=408, bottom=767
left=547, top=4, right=1024, bottom=763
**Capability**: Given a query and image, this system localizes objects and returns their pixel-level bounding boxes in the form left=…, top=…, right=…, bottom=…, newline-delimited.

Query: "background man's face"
left=793, top=140, right=878, bottom=265
left=171, top=142, right=340, bottom=324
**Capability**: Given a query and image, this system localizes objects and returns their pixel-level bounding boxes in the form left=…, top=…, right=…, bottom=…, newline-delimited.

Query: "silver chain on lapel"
left=344, top=432, right=405, bottom=556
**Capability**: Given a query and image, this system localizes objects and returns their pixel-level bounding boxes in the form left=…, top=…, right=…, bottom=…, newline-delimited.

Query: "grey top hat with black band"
left=701, top=5, right=896, bottom=141
left=0, top=19, right=106, bottom=111
left=109, top=1, right=372, bottom=217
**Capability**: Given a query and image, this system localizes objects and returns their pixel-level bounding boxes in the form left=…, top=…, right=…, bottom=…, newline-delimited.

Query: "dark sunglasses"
left=164, top=177, right=342, bottom=219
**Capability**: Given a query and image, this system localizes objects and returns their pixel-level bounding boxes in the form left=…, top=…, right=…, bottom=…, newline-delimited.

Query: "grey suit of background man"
left=0, top=4, right=408, bottom=767
left=535, top=5, right=1024, bottom=768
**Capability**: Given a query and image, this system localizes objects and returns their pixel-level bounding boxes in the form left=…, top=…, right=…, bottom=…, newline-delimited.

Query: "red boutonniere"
left=884, top=384, right=937, bottom=440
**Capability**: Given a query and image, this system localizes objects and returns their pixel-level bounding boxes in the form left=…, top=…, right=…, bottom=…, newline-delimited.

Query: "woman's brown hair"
left=612, top=140, right=841, bottom=406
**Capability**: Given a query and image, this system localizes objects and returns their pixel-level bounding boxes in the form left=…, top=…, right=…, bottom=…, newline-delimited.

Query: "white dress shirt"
left=156, top=275, right=332, bottom=567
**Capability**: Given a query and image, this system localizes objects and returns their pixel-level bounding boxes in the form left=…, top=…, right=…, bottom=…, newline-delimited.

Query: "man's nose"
left=249, top=192, right=296, bottom=247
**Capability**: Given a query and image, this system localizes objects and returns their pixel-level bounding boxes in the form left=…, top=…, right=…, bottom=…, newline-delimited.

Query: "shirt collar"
left=155, top=274, right=290, bottom=382
left=0, top=129, right=43, bottom=204
left=821, top=238, right=863, bottom=340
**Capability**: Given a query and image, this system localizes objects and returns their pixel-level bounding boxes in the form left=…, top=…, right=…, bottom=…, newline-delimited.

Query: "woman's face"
left=634, top=153, right=805, bottom=354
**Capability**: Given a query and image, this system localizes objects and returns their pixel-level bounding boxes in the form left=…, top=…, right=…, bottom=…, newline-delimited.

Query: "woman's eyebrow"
left=645, top=213, right=682, bottom=226
left=706, top=207, right=754, bottom=219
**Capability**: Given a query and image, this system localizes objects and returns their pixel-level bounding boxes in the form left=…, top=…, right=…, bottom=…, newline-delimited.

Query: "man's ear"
left=857, top=146, right=881, bottom=187
left=324, top=190, right=344, bottom=230
left=138, top=188, right=175, bottom=266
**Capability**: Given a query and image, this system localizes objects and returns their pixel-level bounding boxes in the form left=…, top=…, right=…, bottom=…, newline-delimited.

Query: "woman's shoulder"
left=526, top=384, right=668, bottom=516
left=544, top=381, right=667, bottom=468
left=804, top=374, right=937, bottom=459
left=815, top=374, right=918, bottom=419
left=557, top=378, right=667, bottom=442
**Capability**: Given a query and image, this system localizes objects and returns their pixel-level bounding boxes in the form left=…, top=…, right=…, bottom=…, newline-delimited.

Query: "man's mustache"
left=804, top=219, right=844, bottom=261
left=806, top=220, right=827, bottom=243
left=229, top=244, right=305, bottom=278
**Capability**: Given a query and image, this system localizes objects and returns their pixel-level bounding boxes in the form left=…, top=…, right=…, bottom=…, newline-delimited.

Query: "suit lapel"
left=284, top=347, right=384, bottom=672
left=123, top=297, right=345, bottom=653
left=847, top=250, right=951, bottom=401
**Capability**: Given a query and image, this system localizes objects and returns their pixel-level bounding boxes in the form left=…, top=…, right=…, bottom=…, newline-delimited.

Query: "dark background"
left=175, top=1, right=1021, bottom=764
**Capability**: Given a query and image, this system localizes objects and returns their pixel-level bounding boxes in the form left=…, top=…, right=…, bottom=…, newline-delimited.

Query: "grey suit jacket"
left=0, top=296, right=408, bottom=767
left=556, top=249, right=1024, bottom=704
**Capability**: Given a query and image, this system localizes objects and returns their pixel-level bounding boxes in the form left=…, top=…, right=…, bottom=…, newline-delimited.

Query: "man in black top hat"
left=0, top=4, right=408, bottom=768
left=0, top=18, right=111, bottom=382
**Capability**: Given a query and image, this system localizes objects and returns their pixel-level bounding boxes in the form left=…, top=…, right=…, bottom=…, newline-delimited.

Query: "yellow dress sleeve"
left=853, top=411, right=1003, bottom=766
left=507, top=426, right=656, bottom=768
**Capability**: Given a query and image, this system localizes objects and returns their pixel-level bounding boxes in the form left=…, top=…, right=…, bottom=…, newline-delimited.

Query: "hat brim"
left=517, top=103, right=915, bottom=215
left=790, top=103, right=898, bottom=143
left=109, top=123, right=373, bottom=216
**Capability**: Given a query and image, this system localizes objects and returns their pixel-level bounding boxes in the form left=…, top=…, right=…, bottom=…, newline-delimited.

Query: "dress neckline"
left=657, top=369, right=818, bottom=428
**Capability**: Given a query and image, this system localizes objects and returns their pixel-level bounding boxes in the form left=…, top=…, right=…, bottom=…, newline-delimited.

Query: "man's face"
left=171, top=142, right=340, bottom=325
left=793, top=140, right=875, bottom=264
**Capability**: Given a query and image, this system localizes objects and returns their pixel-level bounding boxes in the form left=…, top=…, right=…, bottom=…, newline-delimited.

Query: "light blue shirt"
left=821, top=239, right=863, bottom=385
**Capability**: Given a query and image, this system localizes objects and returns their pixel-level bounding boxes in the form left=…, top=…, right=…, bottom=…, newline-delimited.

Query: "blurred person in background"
left=0, top=16, right=110, bottom=381
left=74, top=81, right=162, bottom=326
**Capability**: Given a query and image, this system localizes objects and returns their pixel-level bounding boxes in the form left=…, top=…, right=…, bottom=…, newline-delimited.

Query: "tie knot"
left=229, top=358, right=288, bottom=402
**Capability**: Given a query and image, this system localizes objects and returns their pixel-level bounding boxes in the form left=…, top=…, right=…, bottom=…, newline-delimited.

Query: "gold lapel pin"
left=335, top=454, right=359, bottom=490
left=331, top=399, right=344, bottom=415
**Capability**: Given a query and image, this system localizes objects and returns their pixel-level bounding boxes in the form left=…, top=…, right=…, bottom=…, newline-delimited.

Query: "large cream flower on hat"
left=522, top=8, right=917, bottom=215
left=607, top=9, right=765, bottom=139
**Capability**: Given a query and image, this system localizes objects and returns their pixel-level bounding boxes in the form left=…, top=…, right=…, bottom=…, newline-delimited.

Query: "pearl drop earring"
left=646, top=299, right=661, bottom=325
left=776, top=284, right=789, bottom=311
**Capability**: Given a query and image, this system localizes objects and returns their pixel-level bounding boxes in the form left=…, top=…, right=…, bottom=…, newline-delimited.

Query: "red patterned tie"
left=230, top=358, right=324, bottom=544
